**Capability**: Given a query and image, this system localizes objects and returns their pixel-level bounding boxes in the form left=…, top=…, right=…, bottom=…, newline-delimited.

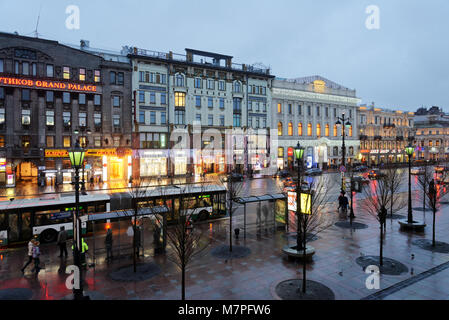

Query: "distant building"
left=358, top=103, right=414, bottom=165
left=271, top=76, right=360, bottom=170
left=0, top=32, right=132, bottom=187
left=126, top=46, right=274, bottom=178
left=414, top=106, right=449, bottom=161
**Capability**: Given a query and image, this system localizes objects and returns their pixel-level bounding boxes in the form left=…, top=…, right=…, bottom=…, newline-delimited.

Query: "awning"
left=234, top=193, right=286, bottom=204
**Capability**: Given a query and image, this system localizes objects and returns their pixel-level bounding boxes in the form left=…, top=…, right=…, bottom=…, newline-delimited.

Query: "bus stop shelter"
left=234, top=193, right=287, bottom=238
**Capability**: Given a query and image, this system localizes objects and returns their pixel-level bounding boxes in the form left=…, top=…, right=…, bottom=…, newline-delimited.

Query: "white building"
left=271, top=76, right=360, bottom=170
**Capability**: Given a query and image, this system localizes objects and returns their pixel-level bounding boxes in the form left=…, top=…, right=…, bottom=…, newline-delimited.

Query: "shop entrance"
left=18, top=162, right=38, bottom=180
left=110, top=157, right=124, bottom=181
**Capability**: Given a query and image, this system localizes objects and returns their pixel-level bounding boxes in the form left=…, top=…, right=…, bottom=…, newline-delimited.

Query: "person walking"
left=57, top=226, right=68, bottom=258
left=21, top=238, right=35, bottom=274
left=105, top=228, right=113, bottom=262
left=31, top=241, right=41, bottom=274
left=134, top=226, right=142, bottom=257
left=71, top=238, right=89, bottom=268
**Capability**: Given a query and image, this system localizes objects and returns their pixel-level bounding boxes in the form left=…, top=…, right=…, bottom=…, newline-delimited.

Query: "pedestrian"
left=57, top=226, right=68, bottom=258
left=21, top=238, right=35, bottom=274
left=71, top=238, right=89, bottom=268
left=134, top=226, right=141, bottom=257
left=105, top=228, right=113, bottom=262
left=31, top=240, right=41, bottom=274
left=90, top=176, right=94, bottom=187
left=338, top=192, right=346, bottom=213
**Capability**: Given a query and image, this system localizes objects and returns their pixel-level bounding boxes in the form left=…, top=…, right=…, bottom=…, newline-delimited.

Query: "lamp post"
left=294, top=142, right=305, bottom=251
left=335, top=113, right=352, bottom=191
left=405, top=143, right=415, bottom=223
left=68, top=140, right=87, bottom=300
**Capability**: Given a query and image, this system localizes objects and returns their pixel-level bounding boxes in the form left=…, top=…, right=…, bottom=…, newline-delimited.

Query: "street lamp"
left=294, top=142, right=305, bottom=251
left=68, top=140, right=88, bottom=300
left=405, top=143, right=415, bottom=224
left=336, top=113, right=352, bottom=191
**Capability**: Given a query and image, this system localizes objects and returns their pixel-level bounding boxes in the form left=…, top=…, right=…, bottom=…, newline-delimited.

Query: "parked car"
left=305, top=168, right=323, bottom=176
left=411, top=167, right=425, bottom=175
left=368, top=169, right=384, bottom=179
left=353, top=165, right=369, bottom=172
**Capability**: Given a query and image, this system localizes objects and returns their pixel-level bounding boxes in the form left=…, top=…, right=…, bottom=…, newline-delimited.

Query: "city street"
left=1, top=171, right=447, bottom=300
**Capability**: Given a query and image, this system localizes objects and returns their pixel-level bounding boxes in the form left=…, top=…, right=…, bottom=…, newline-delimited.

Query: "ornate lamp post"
left=294, top=142, right=305, bottom=251
left=68, top=140, right=87, bottom=300
left=405, top=144, right=415, bottom=223
left=335, top=113, right=352, bottom=191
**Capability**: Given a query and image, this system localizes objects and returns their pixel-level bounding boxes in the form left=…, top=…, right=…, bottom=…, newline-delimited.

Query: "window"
left=79, top=113, right=87, bottom=127
left=316, top=106, right=320, bottom=116
left=175, top=92, right=186, bottom=107
left=220, top=115, right=225, bottom=126
left=307, top=106, right=311, bottom=116
left=79, top=94, right=86, bottom=105
left=255, top=118, right=259, bottom=128
left=21, top=136, right=30, bottom=149
left=63, top=92, right=70, bottom=104
left=307, top=123, right=312, bottom=136
left=79, top=68, right=86, bottom=81
left=113, top=96, right=120, bottom=107
left=278, top=122, right=283, bottom=136
left=208, top=114, right=213, bottom=126
left=195, top=95, right=201, bottom=107
left=298, top=105, right=302, bottom=115
left=288, top=122, right=293, bottom=136
left=117, top=72, right=124, bottom=85
left=255, top=102, right=259, bottom=112
left=233, top=81, right=241, bottom=93
left=325, top=124, right=329, bottom=137
left=22, top=109, right=31, bottom=125
left=22, top=89, right=30, bottom=101
left=0, top=88, right=3, bottom=100
left=46, top=91, right=54, bottom=103
left=233, top=98, right=241, bottom=113
left=46, top=111, right=54, bottom=126
left=161, top=112, right=166, bottom=124
left=333, top=147, right=338, bottom=156
left=334, top=108, right=337, bottom=117
left=175, top=110, right=185, bottom=124
left=150, top=111, right=156, bottom=124
left=248, top=101, right=252, bottom=111
left=317, top=123, right=321, bottom=137
left=161, top=74, right=167, bottom=84
left=139, top=111, right=145, bottom=124
left=63, top=112, right=71, bottom=127
left=175, top=74, right=184, bottom=87
left=207, top=79, right=214, bottom=90
left=63, top=67, right=70, bottom=79
left=94, top=95, right=101, bottom=106
left=0, top=59, right=3, bottom=72
left=139, top=71, right=145, bottom=82
left=22, top=62, right=29, bottom=75
left=325, top=107, right=329, bottom=117
left=94, top=136, right=101, bottom=147
left=349, top=125, right=353, bottom=137
left=277, top=103, right=282, bottom=113
left=150, top=92, right=156, bottom=104
left=113, top=137, right=120, bottom=147
left=0, top=108, right=4, bottom=125
left=94, top=70, right=101, bottom=82
left=261, top=118, right=266, bottom=128
left=278, top=147, right=284, bottom=158
left=218, top=80, right=225, bottom=91
left=94, top=113, right=101, bottom=128
left=113, top=115, right=120, bottom=127
left=219, top=98, right=225, bottom=109
left=63, top=136, right=71, bottom=148
left=248, top=117, right=252, bottom=128
left=195, top=114, right=201, bottom=123
left=46, top=136, right=54, bottom=148
left=110, top=72, right=116, bottom=84
left=333, top=124, right=338, bottom=137
left=208, top=97, right=213, bottom=108
left=349, top=109, right=353, bottom=118
left=0, top=135, right=4, bottom=147
left=288, top=104, right=292, bottom=114
left=298, top=123, right=303, bottom=136
left=139, top=91, right=145, bottom=103
left=194, top=78, right=202, bottom=88
left=161, top=93, right=167, bottom=104
left=233, top=114, right=241, bottom=127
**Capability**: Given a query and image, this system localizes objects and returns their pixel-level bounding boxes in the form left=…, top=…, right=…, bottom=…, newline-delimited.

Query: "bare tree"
left=361, top=171, right=405, bottom=265
left=385, top=167, right=406, bottom=228
left=290, top=176, right=335, bottom=293
left=425, top=175, right=449, bottom=247
left=154, top=184, right=209, bottom=300
left=417, top=161, right=433, bottom=213
left=219, top=174, right=244, bottom=252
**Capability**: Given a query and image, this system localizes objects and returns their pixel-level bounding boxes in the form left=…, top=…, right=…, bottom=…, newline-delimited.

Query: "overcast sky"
left=1, top=0, right=448, bottom=112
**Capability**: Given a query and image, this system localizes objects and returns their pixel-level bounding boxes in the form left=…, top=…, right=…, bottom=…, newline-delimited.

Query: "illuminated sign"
left=45, top=148, right=132, bottom=158
left=360, top=149, right=370, bottom=153
left=370, top=150, right=379, bottom=154
left=287, top=147, right=294, bottom=157
left=287, top=191, right=312, bottom=214
left=0, top=76, right=97, bottom=93
left=313, top=80, right=326, bottom=93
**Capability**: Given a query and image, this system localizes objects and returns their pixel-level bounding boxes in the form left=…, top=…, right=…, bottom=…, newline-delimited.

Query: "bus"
left=0, top=183, right=227, bottom=246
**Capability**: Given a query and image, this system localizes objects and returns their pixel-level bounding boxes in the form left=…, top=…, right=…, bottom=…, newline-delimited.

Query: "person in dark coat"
left=57, top=226, right=68, bottom=257
left=134, top=226, right=142, bottom=257
left=105, top=228, right=113, bottom=262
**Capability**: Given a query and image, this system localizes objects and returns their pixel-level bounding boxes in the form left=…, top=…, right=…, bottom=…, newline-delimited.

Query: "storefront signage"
left=380, top=149, right=389, bottom=154
left=0, top=76, right=97, bottom=92
left=287, top=148, right=294, bottom=157
left=360, top=149, right=370, bottom=154
left=45, top=148, right=131, bottom=158
left=287, top=191, right=312, bottom=214
left=370, top=150, right=379, bottom=154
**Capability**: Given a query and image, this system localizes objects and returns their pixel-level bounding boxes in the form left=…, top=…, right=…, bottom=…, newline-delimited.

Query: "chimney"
left=80, top=40, right=90, bottom=49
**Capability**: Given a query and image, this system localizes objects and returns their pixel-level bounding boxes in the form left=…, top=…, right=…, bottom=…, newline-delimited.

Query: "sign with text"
left=45, top=148, right=132, bottom=158
left=0, top=76, right=98, bottom=93
left=287, top=191, right=311, bottom=214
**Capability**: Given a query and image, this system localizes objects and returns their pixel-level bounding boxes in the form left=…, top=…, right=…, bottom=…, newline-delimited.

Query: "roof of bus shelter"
left=234, top=193, right=286, bottom=204
left=88, top=206, right=169, bottom=221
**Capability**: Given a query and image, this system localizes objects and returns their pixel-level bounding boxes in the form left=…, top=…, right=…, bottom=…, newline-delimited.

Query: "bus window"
left=8, top=213, right=19, bottom=242
left=20, top=211, right=32, bottom=241
left=87, top=205, right=96, bottom=213
left=0, top=212, right=7, bottom=230
left=96, top=203, right=106, bottom=213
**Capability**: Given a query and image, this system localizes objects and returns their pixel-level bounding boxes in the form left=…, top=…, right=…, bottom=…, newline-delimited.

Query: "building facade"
left=271, top=76, right=360, bottom=170
left=414, top=106, right=449, bottom=161
left=0, top=33, right=132, bottom=187
left=358, top=104, right=414, bottom=165
left=127, top=47, right=273, bottom=178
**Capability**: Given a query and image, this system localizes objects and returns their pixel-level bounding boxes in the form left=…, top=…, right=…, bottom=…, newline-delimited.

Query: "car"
left=410, top=167, right=425, bottom=175
left=352, top=175, right=370, bottom=184
left=353, top=165, right=369, bottom=172
left=434, top=165, right=449, bottom=173
left=368, top=169, right=384, bottom=179
left=305, top=168, right=323, bottom=176
left=224, top=173, right=244, bottom=182
left=283, top=181, right=310, bottom=193
left=277, top=169, right=290, bottom=178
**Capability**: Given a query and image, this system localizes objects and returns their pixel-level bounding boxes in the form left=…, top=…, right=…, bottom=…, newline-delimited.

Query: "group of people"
left=338, top=191, right=350, bottom=214
left=21, top=237, right=41, bottom=274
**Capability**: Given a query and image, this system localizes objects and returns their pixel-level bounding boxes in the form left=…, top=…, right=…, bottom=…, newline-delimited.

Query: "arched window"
left=288, top=122, right=293, bottom=136
left=317, top=123, right=321, bottom=137
left=233, top=81, right=241, bottom=93
left=278, top=122, right=283, bottom=136
left=298, top=123, right=303, bottom=136
left=307, top=123, right=312, bottom=136
left=175, top=73, right=184, bottom=87
left=333, top=124, right=338, bottom=137
left=325, top=124, right=329, bottom=137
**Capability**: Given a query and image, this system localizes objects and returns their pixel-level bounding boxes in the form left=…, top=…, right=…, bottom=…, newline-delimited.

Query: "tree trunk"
left=229, top=189, right=233, bottom=252
left=302, top=218, right=307, bottom=294
left=182, top=263, right=185, bottom=300
left=133, top=201, right=137, bottom=273
left=433, top=208, right=436, bottom=247
left=379, top=225, right=383, bottom=266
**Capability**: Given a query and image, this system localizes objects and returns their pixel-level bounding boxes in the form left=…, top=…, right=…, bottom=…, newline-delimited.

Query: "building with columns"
left=271, top=76, right=360, bottom=170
